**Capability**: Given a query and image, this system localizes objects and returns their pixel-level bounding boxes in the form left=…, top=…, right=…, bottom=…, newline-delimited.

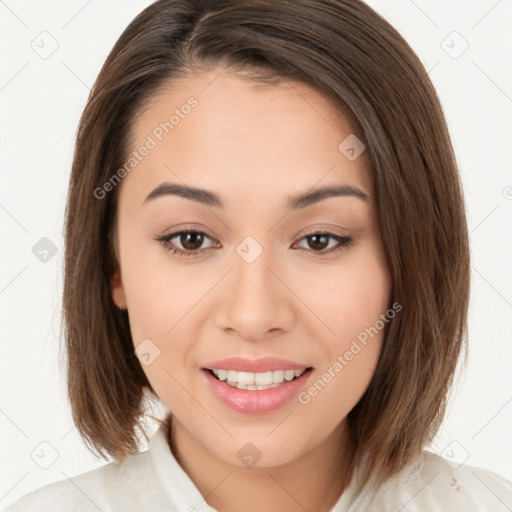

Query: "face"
left=111, top=66, right=392, bottom=469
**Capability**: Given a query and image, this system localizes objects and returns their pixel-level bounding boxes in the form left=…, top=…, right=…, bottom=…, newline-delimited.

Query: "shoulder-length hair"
left=62, top=0, right=470, bottom=495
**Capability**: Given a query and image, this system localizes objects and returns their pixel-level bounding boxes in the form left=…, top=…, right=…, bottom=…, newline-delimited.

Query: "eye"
left=154, top=230, right=218, bottom=258
left=293, top=231, right=354, bottom=254
left=154, top=230, right=354, bottom=258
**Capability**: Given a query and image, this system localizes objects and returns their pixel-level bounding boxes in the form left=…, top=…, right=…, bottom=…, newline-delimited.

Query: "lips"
left=202, top=356, right=312, bottom=373
left=200, top=356, right=314, bottom=413
left=202, top=365, right=313, bottom=414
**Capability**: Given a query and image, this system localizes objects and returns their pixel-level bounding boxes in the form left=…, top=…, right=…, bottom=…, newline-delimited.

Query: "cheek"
left=297, top=246, right=391, bottom=344
left=121, top=259, right=197, bottom=410
left=296, top=269, right=390, bottom=438
left=118, top=242, right=207, bottom=390
left=293, top=243, right=391, bottom=426
left=119, top=234, right=201, bottom=342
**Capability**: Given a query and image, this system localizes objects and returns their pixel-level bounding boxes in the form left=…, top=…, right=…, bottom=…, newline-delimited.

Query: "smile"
left=202, top=367, right=313, bottom=414
left=209, top=368, right=307, bottom=390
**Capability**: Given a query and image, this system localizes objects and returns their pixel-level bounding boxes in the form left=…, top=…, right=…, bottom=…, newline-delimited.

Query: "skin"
left=111, top=65, right=392, bottom=512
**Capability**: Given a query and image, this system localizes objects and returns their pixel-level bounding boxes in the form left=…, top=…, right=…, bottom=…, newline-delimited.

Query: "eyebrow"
left=143, top=182, right=370, bottom=209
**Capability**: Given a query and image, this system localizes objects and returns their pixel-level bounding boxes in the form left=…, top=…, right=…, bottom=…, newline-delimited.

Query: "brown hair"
left=61, top=0, right=470, bottom=496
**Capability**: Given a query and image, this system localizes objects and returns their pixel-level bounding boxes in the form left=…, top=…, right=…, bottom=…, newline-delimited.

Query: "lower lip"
left=202, top=368, right=313, bottom=414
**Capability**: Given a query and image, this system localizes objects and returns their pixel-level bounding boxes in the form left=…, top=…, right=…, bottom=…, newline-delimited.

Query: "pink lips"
left=201, top=356, right=313, bottom=414
left=203, top=356, right=311, bottom=373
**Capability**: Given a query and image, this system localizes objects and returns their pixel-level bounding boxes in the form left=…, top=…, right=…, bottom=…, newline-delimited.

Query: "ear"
left=111, top=269, right=127, bottom=310
left=110, top=226, right=127, bottom=310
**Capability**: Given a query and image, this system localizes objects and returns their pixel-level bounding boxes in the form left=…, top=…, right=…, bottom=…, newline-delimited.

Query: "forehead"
left=123, top=67, right=372, bottom=205
left=133, top=68, right=357, bottom=146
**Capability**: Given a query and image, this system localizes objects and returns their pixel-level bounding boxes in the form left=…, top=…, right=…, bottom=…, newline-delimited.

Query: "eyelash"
left=154, top=230, right=354, bottom=258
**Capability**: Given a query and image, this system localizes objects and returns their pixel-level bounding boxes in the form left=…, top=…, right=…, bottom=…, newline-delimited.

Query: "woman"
left=6, top=0, right=511, bottom=510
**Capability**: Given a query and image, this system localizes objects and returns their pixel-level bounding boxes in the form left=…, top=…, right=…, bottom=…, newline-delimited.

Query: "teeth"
left=284, top=370, right=295, bottom=381
left=225, top=381, right=281, bottom=390
left=255, top=371, right=272, bottom=385
left=272, top=370, right=284, bottom=383
left=211, top=368, right=307, bottom=389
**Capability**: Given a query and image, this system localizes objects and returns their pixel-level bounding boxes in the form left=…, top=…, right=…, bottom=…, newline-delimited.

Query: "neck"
left=166, top=414, right=353, bottom=512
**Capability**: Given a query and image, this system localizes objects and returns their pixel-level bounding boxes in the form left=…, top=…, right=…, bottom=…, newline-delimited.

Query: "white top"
left=4, top=425, right=512, bottom=511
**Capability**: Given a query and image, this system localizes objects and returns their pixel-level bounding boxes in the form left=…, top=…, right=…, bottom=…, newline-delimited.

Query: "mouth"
left=201, top=356, right=314, bottom=413
left=205, top=367, right=313, bottom=391
left=202, top=365, right=314, bottom=414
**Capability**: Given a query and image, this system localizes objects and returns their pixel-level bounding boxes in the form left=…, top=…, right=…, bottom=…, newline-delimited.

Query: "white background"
left=0, top=0, right=511, bottom=508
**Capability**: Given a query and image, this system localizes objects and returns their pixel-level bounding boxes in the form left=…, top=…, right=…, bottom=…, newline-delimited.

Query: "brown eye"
left=306, top=234, right=330, bottom=251
left=154, top=230, right=217, bottom=257
left=179, top=232, right=206, bottom=251
left=294, top=232, right=354, bottom=254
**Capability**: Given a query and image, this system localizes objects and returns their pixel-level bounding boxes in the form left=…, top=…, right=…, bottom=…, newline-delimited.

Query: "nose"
left=215, top=246, right=295, bottom=342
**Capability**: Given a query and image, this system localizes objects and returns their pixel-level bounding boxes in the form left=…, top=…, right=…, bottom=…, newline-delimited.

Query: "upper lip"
left=203, top=356, right=313, bottom=373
